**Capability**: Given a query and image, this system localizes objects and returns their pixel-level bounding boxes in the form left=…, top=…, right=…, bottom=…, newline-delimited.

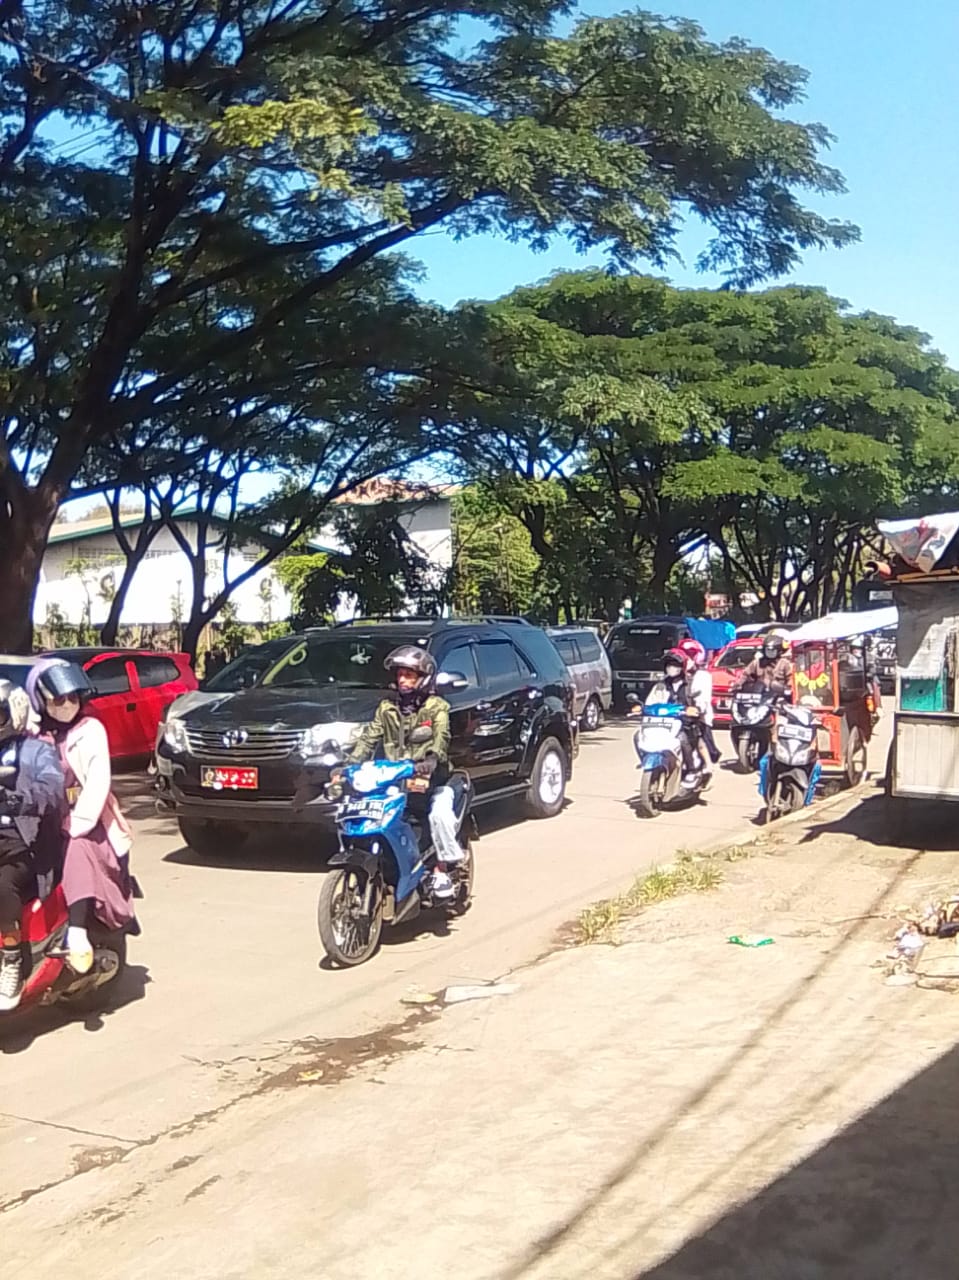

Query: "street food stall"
left=787, top=608, right=893, bottom=786
left=878, top=511, right=959, bottom=806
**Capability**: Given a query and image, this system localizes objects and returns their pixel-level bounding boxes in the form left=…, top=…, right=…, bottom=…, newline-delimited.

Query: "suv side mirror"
left=436, top=671, right=469, bottom=692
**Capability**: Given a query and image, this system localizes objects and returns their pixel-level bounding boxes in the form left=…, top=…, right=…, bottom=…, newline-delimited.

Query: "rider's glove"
left=414, top=755, right=437, bottom=779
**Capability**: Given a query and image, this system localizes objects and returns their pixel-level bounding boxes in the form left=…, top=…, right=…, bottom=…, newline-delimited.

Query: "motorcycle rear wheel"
left=448, top=840, right=474, bottom=916
left=636, top=768, right=666, bottom=818
left=318, top=868, right=384, bottom=967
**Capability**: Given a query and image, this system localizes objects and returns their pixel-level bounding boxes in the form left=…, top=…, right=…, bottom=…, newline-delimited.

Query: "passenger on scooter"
left=677, top=638, right=721, bottom=766
left=734, top=633, right=793, bottom=691
left=0, top=681, right=66, bottom=1011
left=644, top=649, right=702, bottom=786
left=26, top=660, right=137, bottom=976
left=343, top=646, right=465, bottom=900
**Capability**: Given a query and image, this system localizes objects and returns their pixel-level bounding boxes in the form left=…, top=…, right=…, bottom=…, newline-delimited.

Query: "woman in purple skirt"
left=26, top=660, right=136, bottom=974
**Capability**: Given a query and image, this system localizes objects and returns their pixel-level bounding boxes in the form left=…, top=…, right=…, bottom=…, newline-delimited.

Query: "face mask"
left=47, top=696, right=80, bottom=725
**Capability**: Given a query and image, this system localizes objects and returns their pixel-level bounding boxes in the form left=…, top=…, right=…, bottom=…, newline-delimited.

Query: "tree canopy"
left=1, top=0, right=856, bottom=646
left=448, top=272, right=959, bottom=620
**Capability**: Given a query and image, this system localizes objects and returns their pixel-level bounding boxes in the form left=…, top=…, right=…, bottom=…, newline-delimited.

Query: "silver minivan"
left=547, top=626, right=613, bottom=731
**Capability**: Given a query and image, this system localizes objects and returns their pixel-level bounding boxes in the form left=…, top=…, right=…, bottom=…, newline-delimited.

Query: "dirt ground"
left=7, top=779, right=959, bottom=1279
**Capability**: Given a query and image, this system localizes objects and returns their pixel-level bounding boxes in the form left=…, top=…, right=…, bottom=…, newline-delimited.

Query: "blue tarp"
left=686, top=617, right=736, bottom=653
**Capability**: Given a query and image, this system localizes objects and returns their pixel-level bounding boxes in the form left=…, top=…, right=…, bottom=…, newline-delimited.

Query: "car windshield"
left=0, top=661, right=33, bottom=687
left=607, top=626, right=677, bottom=669
left=203, top=639, right=299, bottom=691
left=717, top=645, right=758, bottom=670
left=261, top=635, right=416, bottom=689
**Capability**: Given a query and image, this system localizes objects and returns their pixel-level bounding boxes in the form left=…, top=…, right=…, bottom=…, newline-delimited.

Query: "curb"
left=689, top=776, right=874, bottom=863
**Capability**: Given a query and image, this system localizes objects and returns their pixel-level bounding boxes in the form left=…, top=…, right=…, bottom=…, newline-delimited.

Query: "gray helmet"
left=384, top=644, right=436, bottom=695
left=26, top=658, right=94, bottom=714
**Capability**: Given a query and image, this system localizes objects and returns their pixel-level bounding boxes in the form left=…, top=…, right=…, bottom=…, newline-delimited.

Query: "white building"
left=35, top=483, right=455, bottom=631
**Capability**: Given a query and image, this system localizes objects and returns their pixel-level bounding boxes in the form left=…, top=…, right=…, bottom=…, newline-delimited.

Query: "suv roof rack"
left=333, top=615, right=441, bottom=628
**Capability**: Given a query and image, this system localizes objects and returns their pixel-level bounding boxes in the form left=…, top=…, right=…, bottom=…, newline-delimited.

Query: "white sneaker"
left=431, top=870, right=455, bottom=899
left=0, top=947, right=23, bottom=1012
left=681, top=772, right=699, bottom=788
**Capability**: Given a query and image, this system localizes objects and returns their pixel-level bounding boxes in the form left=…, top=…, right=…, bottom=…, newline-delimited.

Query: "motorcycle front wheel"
left=636, top=768, right=666, bottom=818
left=317, top=868, right=384, bottom=968
left=736, top=733, right=757, bottom=774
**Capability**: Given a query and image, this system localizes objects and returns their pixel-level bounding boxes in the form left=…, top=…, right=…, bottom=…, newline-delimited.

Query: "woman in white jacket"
left=26, top=660, right=136, bottom=974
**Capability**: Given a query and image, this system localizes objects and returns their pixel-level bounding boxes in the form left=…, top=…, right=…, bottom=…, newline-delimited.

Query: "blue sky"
left=413, top=0, right=959, bottom=361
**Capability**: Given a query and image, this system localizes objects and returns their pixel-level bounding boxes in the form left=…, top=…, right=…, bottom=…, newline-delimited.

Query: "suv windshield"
left=261, top=634, right=413, bottom=689
left=204, top=638, right=299, bottom=692
left=717, top=645, right=758, bottom=670
left=607, top=625, right=679, bottom=669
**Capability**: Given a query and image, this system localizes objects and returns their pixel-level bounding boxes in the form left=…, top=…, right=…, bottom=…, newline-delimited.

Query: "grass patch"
left=572, top=839, right=762, bottom=946
left=575, top=860, right=723, bottom=945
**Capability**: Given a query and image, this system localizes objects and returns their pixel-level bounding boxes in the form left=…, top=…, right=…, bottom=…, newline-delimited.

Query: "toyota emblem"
left=221, top=728, right=249, bottom=749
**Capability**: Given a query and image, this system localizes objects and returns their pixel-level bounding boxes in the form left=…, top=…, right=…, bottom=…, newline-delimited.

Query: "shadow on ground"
left=635, top=1043, right=959, bottom=1279
left=0, top=962, right=151, bottom=1054
left=802, top=790, right=959, bottom=854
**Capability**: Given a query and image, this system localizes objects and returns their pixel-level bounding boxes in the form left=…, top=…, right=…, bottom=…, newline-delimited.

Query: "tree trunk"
left=0, top=484, right=58, bottom=652
left=648, top=532, right=676, bottom=612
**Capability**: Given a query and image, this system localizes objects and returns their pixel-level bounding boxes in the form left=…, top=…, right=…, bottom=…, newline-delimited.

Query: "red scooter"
left=5, top=884, right=131, bottom=1017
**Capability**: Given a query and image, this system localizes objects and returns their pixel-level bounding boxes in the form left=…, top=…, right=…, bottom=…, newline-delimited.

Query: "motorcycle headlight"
left=162, top=718, right=189, bottom=753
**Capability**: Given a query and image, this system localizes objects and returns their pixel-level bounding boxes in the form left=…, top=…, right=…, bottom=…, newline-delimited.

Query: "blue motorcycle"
left=317, top=756, right=474, bottom=968
left=629, top=699, right=709, bottom=818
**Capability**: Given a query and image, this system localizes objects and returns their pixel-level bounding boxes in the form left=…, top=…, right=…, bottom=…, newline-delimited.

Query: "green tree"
left=1, top=3, right=856, bottom=647
left=450, top=487, right=540, bottom=616
left=278, top=502, right=441, bottom=626
left=451, top=273, right=959, bottom=620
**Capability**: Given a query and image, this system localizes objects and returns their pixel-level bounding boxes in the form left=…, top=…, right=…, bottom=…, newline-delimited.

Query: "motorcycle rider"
left=644, top=648, right=702, bottom=786
left=343, top=646, right=465, bottom=899
left=677, top=638, right=721, bottom=765
left=735, top=633, right=794, bottom=693
left=26, top=659, right=137, bottom=975
left=0, top=681, right=66, bottom=1011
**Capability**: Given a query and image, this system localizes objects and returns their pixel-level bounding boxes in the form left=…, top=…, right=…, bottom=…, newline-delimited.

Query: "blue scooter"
left=317, top=753, right=474, bottom=968
left=629, top=698, right=709, bottom=818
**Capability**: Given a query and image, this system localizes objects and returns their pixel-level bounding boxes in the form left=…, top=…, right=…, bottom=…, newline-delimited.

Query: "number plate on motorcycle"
left=201, top=766, right=258, bottom=790
left=341, top=798, right=385, bottom=820
left=737, top=692, right=761, bottom=704
left=778, top=725, right=814, bottom=742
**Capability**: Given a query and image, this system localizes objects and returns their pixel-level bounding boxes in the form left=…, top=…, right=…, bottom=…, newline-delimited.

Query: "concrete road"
left=0, top=717, right=887, bottom=1208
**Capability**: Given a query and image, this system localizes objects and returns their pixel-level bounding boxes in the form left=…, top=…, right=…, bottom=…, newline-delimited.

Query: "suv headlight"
left=300, top=722, right=359, bottom=760
left=163, top=719, right=189, bottom=753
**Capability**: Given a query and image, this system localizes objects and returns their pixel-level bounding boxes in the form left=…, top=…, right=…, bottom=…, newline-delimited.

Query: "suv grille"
left=184, top=727, right=301, bottom=761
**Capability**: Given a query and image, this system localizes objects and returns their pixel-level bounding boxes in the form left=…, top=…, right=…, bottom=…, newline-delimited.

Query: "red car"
left=708, top=638, right=762, bottom=727
left=0, top=647, right=197, bottom=760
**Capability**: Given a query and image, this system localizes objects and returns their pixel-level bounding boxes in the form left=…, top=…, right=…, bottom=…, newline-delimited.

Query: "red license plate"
left=201, top=766, right=259, bottom=791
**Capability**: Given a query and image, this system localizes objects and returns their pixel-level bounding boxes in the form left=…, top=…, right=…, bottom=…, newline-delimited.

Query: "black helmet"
left=384, top=645, right=436, bottom=695
left=762, top=635, right=786, bottom=661
left=26, top=658, right=94, bottom=714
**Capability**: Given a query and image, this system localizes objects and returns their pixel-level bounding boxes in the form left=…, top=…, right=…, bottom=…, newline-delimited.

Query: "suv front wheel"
left=525, top=736, right=567, bottom=819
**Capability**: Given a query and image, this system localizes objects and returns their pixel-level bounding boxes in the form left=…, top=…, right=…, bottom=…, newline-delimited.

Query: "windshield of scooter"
left=345, top=759, right=416, bottom=793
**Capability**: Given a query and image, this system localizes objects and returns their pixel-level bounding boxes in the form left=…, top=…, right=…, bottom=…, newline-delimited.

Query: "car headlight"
left=300, top=722, right=359, bottom=760
left=163, top=719, right=189, bottom=753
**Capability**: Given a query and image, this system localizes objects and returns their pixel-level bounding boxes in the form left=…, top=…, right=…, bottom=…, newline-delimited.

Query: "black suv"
left=157, top=618, right=578, bottom=857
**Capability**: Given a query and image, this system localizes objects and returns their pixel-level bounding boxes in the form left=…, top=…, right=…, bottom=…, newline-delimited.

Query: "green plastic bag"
left=727, top=934, right=775, bottom=948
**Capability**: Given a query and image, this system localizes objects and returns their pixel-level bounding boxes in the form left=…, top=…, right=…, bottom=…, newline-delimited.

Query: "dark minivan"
left=605, top=615, right=692, bottom=710
left=158, top=618, right=578, bottom=858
